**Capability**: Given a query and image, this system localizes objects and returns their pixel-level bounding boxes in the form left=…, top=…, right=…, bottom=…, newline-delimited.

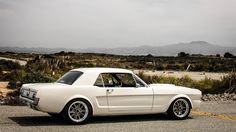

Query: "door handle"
left=106, top=89, right=114, bottom=93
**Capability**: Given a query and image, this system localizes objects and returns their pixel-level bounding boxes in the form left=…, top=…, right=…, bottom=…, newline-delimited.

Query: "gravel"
left=201, top=93, right=236, bottom=101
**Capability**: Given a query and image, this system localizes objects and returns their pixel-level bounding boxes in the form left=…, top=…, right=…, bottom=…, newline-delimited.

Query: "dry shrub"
left=137, top=71, right=236, bottom=94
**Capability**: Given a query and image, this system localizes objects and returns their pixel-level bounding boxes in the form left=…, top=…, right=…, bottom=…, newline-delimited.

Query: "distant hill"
left=0, top=41, right=235, bottom=56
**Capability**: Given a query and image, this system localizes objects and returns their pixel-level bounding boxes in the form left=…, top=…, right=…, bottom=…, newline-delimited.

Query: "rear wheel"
left=62, top=99, right=92, bottom=124
left=168, top=98, right=191, bottom=120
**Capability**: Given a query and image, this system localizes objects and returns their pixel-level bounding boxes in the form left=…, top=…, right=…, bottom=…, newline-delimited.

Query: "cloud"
left=0, top=0, right=235, bottom=48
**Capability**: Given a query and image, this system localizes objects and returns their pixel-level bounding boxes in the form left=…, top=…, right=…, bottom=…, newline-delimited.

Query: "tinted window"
left=56, top=71, right=83, bottom=85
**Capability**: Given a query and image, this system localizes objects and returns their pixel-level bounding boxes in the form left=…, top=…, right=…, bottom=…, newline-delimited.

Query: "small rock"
left=202, top=93, right=236, bottom=101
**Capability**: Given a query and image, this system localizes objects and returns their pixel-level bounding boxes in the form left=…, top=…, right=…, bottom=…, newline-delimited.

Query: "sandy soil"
left=0, top=57, right=27, bottom=66
left=0, top=82, right=13, bottom=97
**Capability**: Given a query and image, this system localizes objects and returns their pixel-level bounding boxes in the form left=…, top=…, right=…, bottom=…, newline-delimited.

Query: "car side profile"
left=20, top=68, right=201, bottom=124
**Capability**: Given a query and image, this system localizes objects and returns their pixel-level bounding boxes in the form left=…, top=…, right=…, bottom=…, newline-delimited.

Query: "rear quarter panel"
left=37, top=85, right=108, bottom=114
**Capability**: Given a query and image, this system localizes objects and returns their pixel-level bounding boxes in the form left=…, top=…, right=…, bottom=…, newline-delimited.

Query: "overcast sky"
left=0, top=0, right=235, bottom=48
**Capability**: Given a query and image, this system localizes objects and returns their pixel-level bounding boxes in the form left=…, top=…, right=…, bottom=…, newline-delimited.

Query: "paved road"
left=0, top=101, right=235, bottom=132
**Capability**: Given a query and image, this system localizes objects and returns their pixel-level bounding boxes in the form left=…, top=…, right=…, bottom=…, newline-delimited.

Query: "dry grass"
left=0, top=82, right=14, bottom=97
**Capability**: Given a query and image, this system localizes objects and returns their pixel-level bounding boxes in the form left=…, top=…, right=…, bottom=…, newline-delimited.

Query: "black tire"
left=62, top=99, right=92, bottom=124
left=167, top=98, right=191, bottom=120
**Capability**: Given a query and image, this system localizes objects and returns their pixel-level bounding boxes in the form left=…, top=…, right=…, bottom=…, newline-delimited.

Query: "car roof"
left=71, top=67, right=133, bottom=74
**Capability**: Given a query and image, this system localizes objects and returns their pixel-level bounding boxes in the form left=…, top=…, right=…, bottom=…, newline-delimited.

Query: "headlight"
left=29, top=91, right=37, bottom=99
left=20, top=88, right=37, bottom=100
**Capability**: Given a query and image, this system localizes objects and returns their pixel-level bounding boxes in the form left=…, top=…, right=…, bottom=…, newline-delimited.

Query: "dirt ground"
left=0, top=57, right=27, bottom=66
left=134, top=70, right=228, bottom=80
left=0, top=82, right=13, bottom=97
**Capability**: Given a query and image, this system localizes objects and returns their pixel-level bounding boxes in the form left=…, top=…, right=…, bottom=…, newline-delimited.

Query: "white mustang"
left=20, top=68, right=201, bottom=124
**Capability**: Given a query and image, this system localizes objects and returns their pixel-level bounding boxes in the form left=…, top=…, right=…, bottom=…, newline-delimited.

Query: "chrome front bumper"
left=20, top=96, right=40, bottom=110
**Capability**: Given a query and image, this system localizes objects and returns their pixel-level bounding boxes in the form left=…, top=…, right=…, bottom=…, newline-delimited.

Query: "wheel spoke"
left=73, top=114, right=77, bottom=119
left=69, top=110, right=75, bottom=114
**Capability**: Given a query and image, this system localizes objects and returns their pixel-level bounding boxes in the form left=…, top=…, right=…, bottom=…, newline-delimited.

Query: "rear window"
left=56, top=71, right=83, bottom=85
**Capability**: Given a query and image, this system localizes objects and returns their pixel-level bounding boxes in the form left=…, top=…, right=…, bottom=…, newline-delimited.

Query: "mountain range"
left=0, top=41, right=235, bottom=56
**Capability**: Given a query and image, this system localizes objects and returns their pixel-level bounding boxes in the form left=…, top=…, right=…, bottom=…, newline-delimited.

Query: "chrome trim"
left=20, top=95, right=40, bottom=105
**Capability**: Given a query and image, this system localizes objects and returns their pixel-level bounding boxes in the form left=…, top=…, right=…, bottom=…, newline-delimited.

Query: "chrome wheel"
left=68, top=101, right=89, bottom=123
left=172, top=98, right=190, bottom=118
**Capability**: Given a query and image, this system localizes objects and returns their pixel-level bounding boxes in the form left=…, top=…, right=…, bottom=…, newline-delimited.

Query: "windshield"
left=56, top=71, right=83, bottom=85
left=133, top=74, right=148, bottom=87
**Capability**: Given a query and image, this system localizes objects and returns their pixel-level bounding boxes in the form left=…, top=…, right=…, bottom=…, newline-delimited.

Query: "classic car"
left=20, top=68, right=201, bottom=124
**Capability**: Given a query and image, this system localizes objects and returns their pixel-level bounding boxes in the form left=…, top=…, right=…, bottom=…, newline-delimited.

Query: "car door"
left=101, top=73, right=153, bottom=112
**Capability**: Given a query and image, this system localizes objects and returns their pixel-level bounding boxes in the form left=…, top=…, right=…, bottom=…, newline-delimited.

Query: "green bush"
left=0, top=60, right=22, bottom=71
left=212, top=72, right=236, bottom=94
left=0, top=70, right=25, bottom=82
left=22, top=72, right=56, bottom=84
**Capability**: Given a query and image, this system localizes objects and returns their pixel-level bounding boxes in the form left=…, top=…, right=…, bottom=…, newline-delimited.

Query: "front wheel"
left=62, top=99, right=92, bottom=124
left=167, top=98, right=191, bottom=120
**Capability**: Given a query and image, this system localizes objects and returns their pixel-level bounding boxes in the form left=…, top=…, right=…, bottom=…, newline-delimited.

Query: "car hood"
left=149, top=83, right=175, bottom=88
left=149, top=83, right=201, bottom=95
left=21, top=83, right=68, bottom=91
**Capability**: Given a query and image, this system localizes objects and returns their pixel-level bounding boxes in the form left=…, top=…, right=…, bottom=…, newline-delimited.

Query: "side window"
left=101, top=73, right=136, bottom=87
left=116, top=73, right=136, bottom=87
left=101, top=73, right=120, bottom=87
left=94, top=74, right=104, bottom=87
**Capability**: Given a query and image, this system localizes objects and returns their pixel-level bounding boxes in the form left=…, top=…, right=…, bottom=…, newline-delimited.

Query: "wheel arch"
left=166, top=94, right=193, bottom=112
left=60, top=95, right=94, bottom=115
